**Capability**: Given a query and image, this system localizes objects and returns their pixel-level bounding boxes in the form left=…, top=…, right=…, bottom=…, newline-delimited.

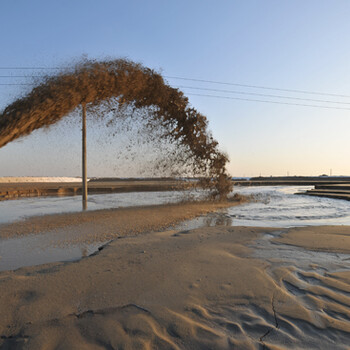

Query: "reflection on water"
left=0, top=190, right=205, bottom=224
left=0, top=234, right=102, bottom=271
left=2, top=186, right=350, bottom=271
left=205, top=213, right=233, bottom=226
left=174, top=211, right=233, bottom=233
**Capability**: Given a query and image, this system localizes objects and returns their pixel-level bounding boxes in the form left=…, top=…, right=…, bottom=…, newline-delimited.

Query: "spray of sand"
left=0, top=59, right=232, bottom=197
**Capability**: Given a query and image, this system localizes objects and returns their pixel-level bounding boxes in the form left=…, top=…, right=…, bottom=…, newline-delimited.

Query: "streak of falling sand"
left=0, top=202, right=350, bottom=349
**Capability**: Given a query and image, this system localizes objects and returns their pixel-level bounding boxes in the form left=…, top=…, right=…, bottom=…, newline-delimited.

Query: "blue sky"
left=1, top=0, right=350, bottom=176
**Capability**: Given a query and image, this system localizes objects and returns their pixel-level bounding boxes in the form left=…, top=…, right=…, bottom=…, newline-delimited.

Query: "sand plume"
left=0, top=59, right=232, bottom=197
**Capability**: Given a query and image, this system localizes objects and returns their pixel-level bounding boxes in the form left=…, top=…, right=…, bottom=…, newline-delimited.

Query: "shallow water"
left=0, top=190, right=203, bottom=224
left=0, top=234, right=102, bottom=270
left=1, top=186, right=350, bottom=271
left=228, top=185, right=350, bottom=227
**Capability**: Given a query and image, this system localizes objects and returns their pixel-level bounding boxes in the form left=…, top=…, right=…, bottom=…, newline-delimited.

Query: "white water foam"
left=228, top=186, right=350, bottom=227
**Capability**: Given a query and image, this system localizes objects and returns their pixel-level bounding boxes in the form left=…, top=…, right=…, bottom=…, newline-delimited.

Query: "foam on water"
left=227, top=186, right=350, bottom=227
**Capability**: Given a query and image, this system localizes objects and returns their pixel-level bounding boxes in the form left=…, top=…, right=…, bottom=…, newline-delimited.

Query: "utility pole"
left=82, top=103, right=87, bottom=210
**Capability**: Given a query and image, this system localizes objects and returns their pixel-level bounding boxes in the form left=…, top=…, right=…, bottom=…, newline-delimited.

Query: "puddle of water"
left=0, top=233, right=102, bottom=271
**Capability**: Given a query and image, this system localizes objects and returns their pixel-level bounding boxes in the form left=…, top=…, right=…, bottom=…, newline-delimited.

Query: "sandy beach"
left=1, top=201, right=350, bottom=349
left=2, top=0, right=350, bottom=348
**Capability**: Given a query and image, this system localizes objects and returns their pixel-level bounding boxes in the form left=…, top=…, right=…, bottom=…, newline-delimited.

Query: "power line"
left=0, top=75, right=43, bottom=77
left=0, top=68, right=348, bottom=99
left=0, top=85, right=349, bottom=110
left=175, top=85, right=350, bottom=105
left=1, top=80, right=348, bottom=105
left=0, top=68, right=349, bottom=110
left=0, top=67, right=59, bottom=70
left=0, top=83, right=34, bottom=86
left=165, top=75, right=350, bottom=99
left=185, top=93, right=350, bottom=111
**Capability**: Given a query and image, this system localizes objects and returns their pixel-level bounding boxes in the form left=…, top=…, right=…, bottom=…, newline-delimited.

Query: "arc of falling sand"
left=0, top=59, right=233, bottom=203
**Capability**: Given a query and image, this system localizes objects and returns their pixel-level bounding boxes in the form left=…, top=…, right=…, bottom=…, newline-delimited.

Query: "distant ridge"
left=250, top=176, right=350, bottom=182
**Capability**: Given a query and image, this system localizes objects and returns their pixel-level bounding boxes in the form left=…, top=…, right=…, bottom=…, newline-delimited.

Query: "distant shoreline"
left=0, top=179, right=192, bottom=201
left=2, top=176, right=350, bottom=201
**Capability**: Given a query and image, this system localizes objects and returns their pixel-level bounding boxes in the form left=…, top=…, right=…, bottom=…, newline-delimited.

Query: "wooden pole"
left=82, top=103, right=88, bottom=210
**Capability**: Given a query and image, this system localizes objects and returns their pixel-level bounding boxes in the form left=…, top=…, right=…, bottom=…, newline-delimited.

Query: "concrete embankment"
left=235, top=176, right=350, bottom=202
left=300, top=183, right=350, bottom=201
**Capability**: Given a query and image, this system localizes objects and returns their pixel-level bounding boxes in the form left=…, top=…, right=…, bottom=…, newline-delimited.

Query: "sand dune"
left=0, top=214, right=350, bottom=349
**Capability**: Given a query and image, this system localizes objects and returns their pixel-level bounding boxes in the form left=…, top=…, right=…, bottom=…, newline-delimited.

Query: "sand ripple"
left=0, top=222, right=350, bottom=349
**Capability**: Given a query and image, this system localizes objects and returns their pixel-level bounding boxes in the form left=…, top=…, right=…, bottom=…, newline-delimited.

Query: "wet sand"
left=0, top=205, right=350, bottom=349
left=274, top=225, right=350, bottom=254
left=0, top=200, right=237, bottom=240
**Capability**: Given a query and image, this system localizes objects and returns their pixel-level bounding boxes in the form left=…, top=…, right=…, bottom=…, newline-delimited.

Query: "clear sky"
left=1, top=0, right=350, bottom=177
